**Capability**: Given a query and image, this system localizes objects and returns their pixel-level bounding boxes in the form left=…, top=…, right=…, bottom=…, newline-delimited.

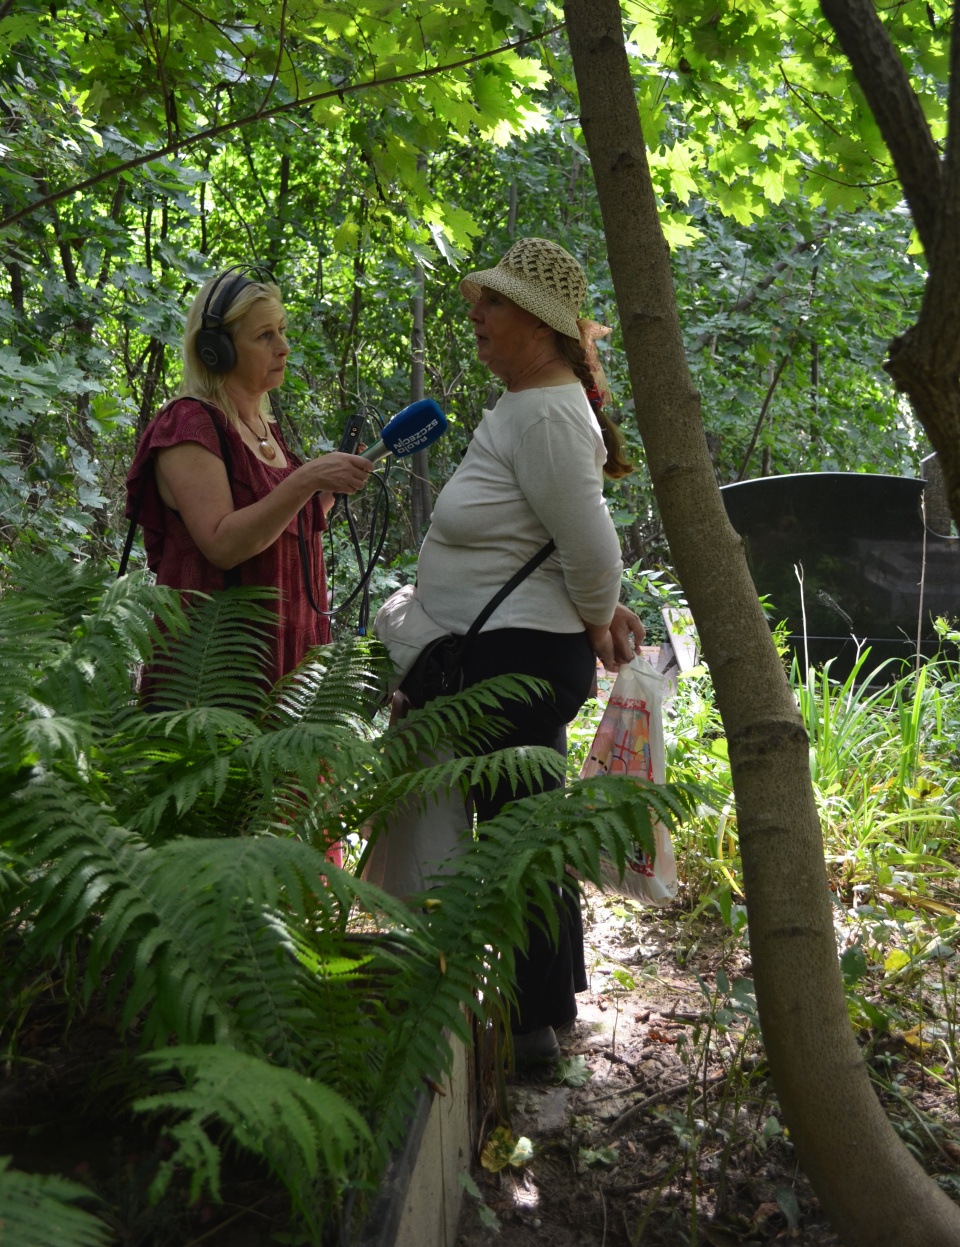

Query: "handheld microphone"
left=359, top=399, right=447, bottom=462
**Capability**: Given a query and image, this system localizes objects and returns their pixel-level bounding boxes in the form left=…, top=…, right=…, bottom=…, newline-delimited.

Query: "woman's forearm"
left=155, top=444, right=374, bottom=569
left=204, top=469, right=327, bottom=567
left=584, top=619, right=616, bottom=669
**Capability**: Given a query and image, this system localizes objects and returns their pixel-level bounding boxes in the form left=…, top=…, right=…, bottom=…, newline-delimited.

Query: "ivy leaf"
left=840, top=944, right=868, bottom=985
left=556, top=1054, right=592, bottom=1087
left=480, top=1126, right=535, bottom=1172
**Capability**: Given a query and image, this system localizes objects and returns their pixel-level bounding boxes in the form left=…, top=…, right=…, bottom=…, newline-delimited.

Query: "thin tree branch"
left=777, top=64, right=845, bottom=139
left=209, top=175, right=259, bottom=256
left=256, top=0, right=289, bottom=118
left=337, top=247, right=365, bottom=409
left=96, top=179, right=127, bottom=290
left=736, top=351, right=792, bottom=482
left=35, top=180, right=78, bottom=288
left=0, top=24, right=563, bottom=233
left=240, top=132, right=271, bottom=211
left=142, top=0, right=174, bottom=147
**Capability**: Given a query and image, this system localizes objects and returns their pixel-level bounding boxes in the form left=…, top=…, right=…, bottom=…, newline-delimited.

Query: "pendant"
left=258, top=437, right=276, bottom=461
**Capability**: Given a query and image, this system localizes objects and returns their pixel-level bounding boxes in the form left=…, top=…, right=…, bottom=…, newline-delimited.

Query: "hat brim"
left=459, top=268, right=581, bottom=340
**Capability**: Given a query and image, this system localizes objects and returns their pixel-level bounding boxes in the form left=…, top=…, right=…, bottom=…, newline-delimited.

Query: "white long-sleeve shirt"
left=416, top=383, right=623, bottom=635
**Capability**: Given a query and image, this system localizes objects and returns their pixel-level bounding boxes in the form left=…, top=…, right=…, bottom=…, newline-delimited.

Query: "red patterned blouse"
left=125, top=398, right=331, bottom=686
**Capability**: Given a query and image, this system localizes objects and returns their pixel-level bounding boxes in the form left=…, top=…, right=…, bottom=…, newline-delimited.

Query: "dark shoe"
left=513, top=1025, right=561, bottom=1066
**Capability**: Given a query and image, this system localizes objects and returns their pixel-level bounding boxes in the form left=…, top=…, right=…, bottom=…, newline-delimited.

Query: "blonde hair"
left=177, top=275, right=286, bottom=425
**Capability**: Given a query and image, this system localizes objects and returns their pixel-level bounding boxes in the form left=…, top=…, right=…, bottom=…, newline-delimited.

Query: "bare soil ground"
left=455, top=887, right=959, bottom=1247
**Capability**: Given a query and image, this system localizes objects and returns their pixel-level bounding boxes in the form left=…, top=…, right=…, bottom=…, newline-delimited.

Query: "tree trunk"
left=821, top=0, right=960, bottom=533
left=563, top=3, right=960, bottom=1244
left=336, top=250, right=364, bottom=410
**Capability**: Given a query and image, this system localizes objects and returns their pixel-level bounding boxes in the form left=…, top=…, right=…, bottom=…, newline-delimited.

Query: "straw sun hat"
left=459, top=237, right=587, bottom=340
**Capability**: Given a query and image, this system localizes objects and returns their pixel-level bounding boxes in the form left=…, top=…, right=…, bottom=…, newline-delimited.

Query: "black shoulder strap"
left=118, top=399, right=238, bottom=588
left=118, top=485, right=144, bottom=579
left=462, top=539, right=557, bottom=646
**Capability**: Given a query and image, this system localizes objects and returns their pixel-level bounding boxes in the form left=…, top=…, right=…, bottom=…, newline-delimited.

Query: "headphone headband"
left=196, top=262, right=277, bottom=374
left=201, top=262, right=277, bottom=329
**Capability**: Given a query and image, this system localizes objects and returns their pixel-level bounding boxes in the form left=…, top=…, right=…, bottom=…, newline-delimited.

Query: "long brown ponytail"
left=556, top=334, right=633, bottom=480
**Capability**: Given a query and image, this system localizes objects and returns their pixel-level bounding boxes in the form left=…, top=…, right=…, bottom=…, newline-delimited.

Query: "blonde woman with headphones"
left=125, top=266, right=373, bottom=686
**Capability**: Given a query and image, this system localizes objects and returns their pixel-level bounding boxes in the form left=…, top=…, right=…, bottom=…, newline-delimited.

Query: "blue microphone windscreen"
left=381, top=399, right=447, bottom=458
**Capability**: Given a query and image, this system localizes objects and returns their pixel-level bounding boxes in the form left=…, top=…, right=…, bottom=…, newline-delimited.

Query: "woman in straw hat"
left=415, top=237, right=645, bottom=1065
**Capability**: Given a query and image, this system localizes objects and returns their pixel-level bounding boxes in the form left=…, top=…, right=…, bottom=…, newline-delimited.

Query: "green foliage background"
left=0, top=0, right=936, bottom=592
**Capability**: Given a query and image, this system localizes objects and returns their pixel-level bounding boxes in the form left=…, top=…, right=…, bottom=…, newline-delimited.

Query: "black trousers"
left=461, top=627, right=596, bottom=1035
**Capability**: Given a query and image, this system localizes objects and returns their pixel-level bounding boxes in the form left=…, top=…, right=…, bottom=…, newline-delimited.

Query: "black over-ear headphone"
left=195, top=263, right=277, bottom=375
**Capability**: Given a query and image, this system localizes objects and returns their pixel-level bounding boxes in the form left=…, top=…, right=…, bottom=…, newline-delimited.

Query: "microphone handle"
left=359, top=439, right=389, bottom=462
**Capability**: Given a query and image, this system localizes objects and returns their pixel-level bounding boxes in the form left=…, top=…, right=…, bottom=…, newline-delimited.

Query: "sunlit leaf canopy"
left=619, top=0, right=949, bottom=239
left=1, top=0, right=555, bottom=256
left=2, top=1, right=951, bottom=249
left=0, top=0, right=945, bottom=570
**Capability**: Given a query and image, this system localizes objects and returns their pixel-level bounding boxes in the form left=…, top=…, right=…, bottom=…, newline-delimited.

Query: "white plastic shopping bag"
left=580, top=656, right=678, bottom=906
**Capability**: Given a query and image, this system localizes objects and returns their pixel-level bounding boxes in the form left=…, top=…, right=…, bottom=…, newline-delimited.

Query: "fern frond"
left=0, top=1156, right=110, bottom=1247
left=115, top=839, right=363, bottom=1050
left=272, top=637, right=388, bottom=731
left=374, top=674, right=549, bottom=769
left=130, top=753, right=238, bottom=833
left=347, top=746, right=565, bottom=844
left=11, top=786, right=428, bottom=1059
left=98, top=708, right=264, bottom=841
left=362, top=774, right=697, bottom=1154
left=41, top=577, right=183, bottom=717
left=16, top=712, right=94, bottom=767
left=2, top=548, right=113, bottom=627
left=147, top=587, right=279, bottom=714
left=234, top=722, right=375, bottom=810
left=0, top=568, right=187, bottom=779
left=0, top=597, right=63, bottom=711
left=136, top=1045, right=375, bottom=1205
left=8, top=783, right=241, bottom=1044
left=0, top=844, right=25, bottom=907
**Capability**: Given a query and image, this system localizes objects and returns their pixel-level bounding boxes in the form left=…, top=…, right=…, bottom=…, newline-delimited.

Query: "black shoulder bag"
left=399, top=539, right=556, bottom=709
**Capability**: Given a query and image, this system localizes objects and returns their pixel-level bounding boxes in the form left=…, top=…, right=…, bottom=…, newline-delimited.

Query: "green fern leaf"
left=272, top=637, right=388, bottom=729
left=147, top=588, right=279, bottom=714
left=0, top=1157, right=110, bottom=1247
left=136, top=1046, right=375, bottom=1203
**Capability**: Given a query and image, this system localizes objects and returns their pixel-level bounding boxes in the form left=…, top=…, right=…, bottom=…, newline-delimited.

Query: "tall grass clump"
left=580, top=624, right=960, bottom=927
left=595, top=618, right=960, bottom=1072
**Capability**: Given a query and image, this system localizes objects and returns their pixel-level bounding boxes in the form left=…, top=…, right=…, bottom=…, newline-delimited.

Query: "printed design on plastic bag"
left=580, top=657, right=678, bottom=905
left=585, top=693, right=654, bottom=781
